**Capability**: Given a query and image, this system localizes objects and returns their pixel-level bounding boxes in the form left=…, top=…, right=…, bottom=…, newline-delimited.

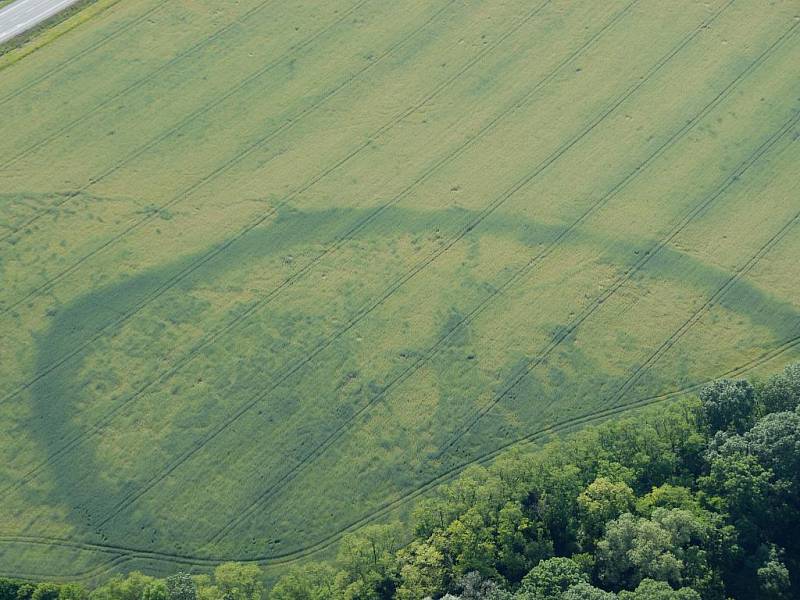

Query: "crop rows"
left=2, top=0, right=798, bottom=580
left=0, top=0, right=629, bottom=496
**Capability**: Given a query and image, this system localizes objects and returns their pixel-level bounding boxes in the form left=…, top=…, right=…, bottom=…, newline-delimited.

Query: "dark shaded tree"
left=698, top=379, right=755, bottom=434
left=165, top=574, right=195, bottom=600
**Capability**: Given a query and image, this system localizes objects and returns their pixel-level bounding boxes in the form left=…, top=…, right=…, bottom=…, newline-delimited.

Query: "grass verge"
left=0, top=0, right=121, bottom=71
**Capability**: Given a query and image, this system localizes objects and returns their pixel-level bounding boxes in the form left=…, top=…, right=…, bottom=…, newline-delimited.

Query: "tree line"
left=2, top=362, right=799, bottom=600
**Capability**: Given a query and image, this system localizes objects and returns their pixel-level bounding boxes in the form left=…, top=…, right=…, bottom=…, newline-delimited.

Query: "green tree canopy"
left=213, top=563, right=264, bottom=600
left=698, top=379, right=755, bottom=434
left=269, top=563, right=338, bottom=600
left=596, top=509, right=710, bottom=591
left=617, top=579, right=700, bottom=600
left=516, top=557, right=587, bottom=600
left=30, top=585, right=59, bottom=600
left=165, top=574, right=196, bottom=600
left=756, top=363, right=800, bottom=416
left=578, top=478, right=635, bottom=545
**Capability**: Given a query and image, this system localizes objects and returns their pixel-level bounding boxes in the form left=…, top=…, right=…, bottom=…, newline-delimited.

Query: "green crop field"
left=1, top=0, right=799, bottom=582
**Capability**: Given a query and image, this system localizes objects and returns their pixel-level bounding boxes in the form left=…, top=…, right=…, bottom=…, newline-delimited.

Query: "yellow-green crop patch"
left=1, top=0, right=799, bottom=581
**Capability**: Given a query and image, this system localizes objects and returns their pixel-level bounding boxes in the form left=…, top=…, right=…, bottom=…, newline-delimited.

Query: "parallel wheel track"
left=0, top=0, right=542, bottom=313
left=0, top=4, right=632, bottom=497
left=3, top=0, right=799, bottom=579
left=0, top=0, right=580, bottom=504
left=2, top=330, right=799, bottom=571
left=0, top=0, right=368, bottom=241
left=94, top=0, right=650, bottom=531
left=436, top=102, right=800, bottom=456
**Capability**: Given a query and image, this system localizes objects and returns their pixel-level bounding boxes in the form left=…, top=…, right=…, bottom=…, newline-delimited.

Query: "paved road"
left=0, top=0, right=83, bottom=44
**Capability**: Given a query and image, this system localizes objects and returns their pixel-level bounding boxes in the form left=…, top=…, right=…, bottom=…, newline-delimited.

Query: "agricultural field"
left=1, top=0, right=799, bottom=582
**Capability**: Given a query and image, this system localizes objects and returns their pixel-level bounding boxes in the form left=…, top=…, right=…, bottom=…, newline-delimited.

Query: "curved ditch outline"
left=0, top=0, right=564, bottom=400
left=206, top=0, right=772, bottom=544
left=0, top=0, right=586, bottom=505
left=3, top=0, right=796, bottom=584
left=0, top=0, right=621, bottom=510
left=93, top=0, right=713, bottom=531
left=3, top=0, right=788, bottom=564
